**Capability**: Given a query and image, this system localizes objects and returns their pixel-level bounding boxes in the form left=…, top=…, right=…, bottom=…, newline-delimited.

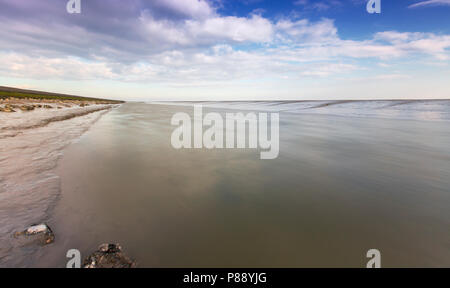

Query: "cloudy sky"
left=0, top=0, right=449, bottom=101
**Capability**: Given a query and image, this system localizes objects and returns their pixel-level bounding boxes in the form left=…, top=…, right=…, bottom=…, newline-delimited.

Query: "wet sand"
left=0, top=98, right=116, bottom=267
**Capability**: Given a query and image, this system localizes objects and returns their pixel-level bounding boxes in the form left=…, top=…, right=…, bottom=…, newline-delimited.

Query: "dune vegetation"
left=0, top=86, right=123, bottom=104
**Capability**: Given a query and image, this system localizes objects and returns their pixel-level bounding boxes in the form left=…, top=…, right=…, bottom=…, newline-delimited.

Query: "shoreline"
left=0, top=97, right=120, bottom=138
left=0, top=98, right=118, bottom=267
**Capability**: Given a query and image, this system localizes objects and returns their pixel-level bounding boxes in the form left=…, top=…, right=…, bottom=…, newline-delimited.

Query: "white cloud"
left=409, top=0, right=450, bottom=8
left=2, top=27, right=450, bottom=85
left=153, top=0, right=215, bottom=19
left=275, top=18, right=338, bottom=43
left=300, top=63, right=357, bottom=77
left=372, top=74, right=411, bottom=80
left=375, top=31, right=450, bottom=59
left=0, top=53, right=116, bottom=80
left=0, top=0, right=449, bottom=96
left=185, top=15, right=274, bottom=43
left=293, top=0, right=342, bottom=11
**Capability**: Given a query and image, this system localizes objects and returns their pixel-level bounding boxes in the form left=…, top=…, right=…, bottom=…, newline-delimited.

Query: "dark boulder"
left=19, top=105, right=35, bottom=111
left=83, top=244, right=136, bottom=268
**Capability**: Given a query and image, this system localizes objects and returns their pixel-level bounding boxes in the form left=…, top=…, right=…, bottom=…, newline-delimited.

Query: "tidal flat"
left=1, top=100, right=450, bottom=267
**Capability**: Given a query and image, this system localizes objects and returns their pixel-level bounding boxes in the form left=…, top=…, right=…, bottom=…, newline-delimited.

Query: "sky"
left=0, top=0, right=449, bottom=101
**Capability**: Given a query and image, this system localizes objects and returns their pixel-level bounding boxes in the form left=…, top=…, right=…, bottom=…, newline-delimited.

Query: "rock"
left=26, top=224, right=49, bottom=234
left=44, top=105, right=53, bottom=109
left=19, top=105, right=35, bottom=111
left=83, top=244, right=136, bottom=268
left=0, top=106, right=16, bottom=113
left=14, top=223, right=55, bottom=245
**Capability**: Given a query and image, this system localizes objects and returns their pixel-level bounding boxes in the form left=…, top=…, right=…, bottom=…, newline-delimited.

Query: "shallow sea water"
left=32, top=102, right=450, bottom=268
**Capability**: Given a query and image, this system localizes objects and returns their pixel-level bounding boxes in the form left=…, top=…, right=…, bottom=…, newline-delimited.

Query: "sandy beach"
left=0, top=97, right=117, bottom=136
left=0, top=96, right=119, bottom=267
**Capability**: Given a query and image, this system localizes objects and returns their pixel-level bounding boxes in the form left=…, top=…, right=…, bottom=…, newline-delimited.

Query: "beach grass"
left=0, top=86, right=124, bottom=103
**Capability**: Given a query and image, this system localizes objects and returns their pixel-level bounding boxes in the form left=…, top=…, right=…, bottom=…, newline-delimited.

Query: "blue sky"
left=220, top=1, right=450, bottom=36
left=0, top=0, right=449, bottom=100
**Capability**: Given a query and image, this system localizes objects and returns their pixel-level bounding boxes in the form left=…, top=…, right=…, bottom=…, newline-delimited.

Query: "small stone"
left=26, top=224, right=49, bottom=235
left=14, top=223, right=55, bottom=245
left=0, top=107, right=16, bottom=113
left=19, top=105, right=35, bottom=111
